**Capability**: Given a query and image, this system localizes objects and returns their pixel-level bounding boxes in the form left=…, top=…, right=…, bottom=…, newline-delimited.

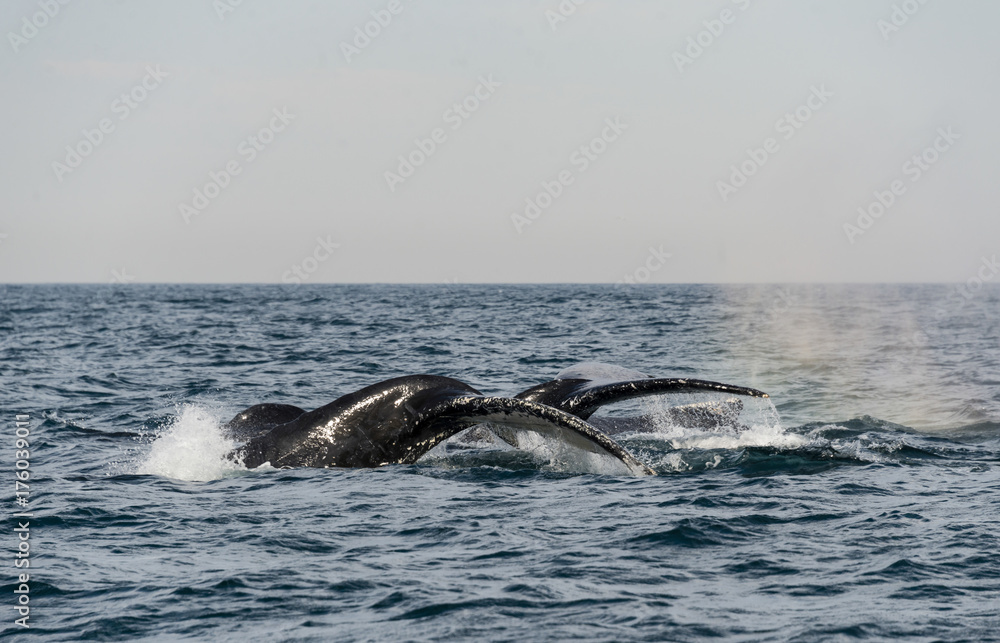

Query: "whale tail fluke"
left=416, top=396, right=655, bottom=476
left=515, top=362, right=768, bottom=421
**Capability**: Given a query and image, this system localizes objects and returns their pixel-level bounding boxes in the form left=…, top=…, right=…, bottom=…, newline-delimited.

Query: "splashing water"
left=136, top=405, right=246, bottom=481
left=592, top=395, right=819, bottom=474
left=636, top=393, right=810, bottom=449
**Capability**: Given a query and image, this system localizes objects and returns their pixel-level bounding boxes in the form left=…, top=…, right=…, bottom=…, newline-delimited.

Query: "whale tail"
left=232, top=375, right=654, bottom=476
left=226, top=366, right=766, bottom=474
left=415, top=396, right=654, bottom=476
left=515, top=362, right=768, bottom=421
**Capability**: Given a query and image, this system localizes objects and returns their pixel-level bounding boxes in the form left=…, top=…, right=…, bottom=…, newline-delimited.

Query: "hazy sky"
left=1, top=0, right=998, bottom=283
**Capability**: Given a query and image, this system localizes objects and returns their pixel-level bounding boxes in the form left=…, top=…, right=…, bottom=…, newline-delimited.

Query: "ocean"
left=2, top=284, right=998, bottom=641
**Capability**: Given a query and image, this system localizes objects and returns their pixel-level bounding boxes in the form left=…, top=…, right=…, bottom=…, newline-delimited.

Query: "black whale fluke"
left=230, top=375, right=654, bottom=476
left=515, top=362, right=768, bottom=420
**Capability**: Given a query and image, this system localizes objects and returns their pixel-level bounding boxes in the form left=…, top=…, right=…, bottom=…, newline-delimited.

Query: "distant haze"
left=1, top=0, right=997, bottom=283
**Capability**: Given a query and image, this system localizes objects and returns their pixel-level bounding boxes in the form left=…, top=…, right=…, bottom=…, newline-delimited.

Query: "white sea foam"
left=652, top=420, right=811, bottom=451
left=135, top=404, right=246, bottom=482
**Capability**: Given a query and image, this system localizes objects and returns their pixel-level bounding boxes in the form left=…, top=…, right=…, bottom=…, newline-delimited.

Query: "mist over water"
left=2, top=284, right=998, bottom=641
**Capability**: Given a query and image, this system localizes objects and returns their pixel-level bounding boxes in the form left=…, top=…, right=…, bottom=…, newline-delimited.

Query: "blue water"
left=2, top=284, right=998, bottom=641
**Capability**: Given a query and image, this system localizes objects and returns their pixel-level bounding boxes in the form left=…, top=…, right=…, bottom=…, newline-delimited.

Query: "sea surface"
left=1, top=284, right=998, bottom=642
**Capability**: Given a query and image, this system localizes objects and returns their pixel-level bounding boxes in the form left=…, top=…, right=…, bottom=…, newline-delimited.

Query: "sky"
left=1, top=0, right=998, bottom=283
